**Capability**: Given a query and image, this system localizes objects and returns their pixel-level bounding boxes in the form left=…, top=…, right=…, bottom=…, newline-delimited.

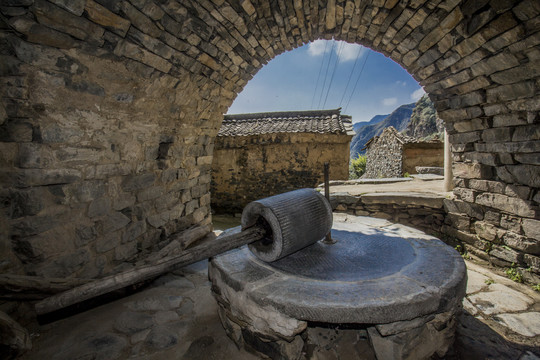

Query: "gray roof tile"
left=218, top=109, right=355, bottom=137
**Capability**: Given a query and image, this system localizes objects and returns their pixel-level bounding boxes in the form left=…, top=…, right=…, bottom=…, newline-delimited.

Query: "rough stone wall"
left=364, top=132, right=404, bottom=178
left=402, top=142, right=444, bottom=174
left=211, top=133, right=351, bottom=213
left=0, top=1, right=539, bottom=278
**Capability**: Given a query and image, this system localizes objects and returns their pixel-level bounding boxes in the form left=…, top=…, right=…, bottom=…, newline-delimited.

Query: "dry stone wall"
left=0, top=0, right=539, bottom=278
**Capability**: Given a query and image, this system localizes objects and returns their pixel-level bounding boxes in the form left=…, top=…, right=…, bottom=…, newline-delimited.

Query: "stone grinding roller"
left=242, top=188, right=333, bottom=262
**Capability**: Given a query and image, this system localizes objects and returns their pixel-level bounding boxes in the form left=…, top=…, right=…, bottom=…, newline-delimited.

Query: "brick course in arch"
left=0, top=0, right=538, bottom=279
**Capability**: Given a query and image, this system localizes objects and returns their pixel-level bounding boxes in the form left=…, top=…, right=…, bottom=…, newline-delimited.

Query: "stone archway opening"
left=1, top=0, right=538, bottom=283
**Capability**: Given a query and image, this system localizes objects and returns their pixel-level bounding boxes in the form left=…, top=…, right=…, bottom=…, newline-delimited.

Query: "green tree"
left=349, top=155, right=367, bottom=179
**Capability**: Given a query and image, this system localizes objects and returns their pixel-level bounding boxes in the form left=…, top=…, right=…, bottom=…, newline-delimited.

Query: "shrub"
left=349, top=155, right=367, bottom=179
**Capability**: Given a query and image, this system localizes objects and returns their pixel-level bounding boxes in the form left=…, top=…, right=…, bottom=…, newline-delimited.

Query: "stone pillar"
left=444, top=130, right=453, bottom=192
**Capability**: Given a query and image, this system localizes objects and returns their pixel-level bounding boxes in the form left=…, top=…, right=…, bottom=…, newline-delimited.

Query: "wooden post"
left=322, top=162, right=335, bottom=244
left=444, top=129, right=454, bottom=192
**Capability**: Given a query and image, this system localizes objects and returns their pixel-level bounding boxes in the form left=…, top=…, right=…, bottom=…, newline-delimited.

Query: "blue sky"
left=227, top=40, right=425, bottom=124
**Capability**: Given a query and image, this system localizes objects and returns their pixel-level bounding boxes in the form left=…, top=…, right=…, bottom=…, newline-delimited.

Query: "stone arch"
left=1, top=1, right=538, bottom=279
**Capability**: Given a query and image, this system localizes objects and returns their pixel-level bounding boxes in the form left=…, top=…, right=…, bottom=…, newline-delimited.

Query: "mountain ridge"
left=350, top=103, right=415, bottom=158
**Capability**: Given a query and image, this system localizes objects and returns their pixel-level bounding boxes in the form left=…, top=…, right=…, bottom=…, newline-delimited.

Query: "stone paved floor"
left=18, top=252, right=540, bottom=360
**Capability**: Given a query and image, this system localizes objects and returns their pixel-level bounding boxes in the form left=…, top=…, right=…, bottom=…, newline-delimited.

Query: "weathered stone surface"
left=522, top=219, right=540, bottom=240
left=468, top=283, right=534, bottom=315
left=210, top=216, right=466, bottom=324
left=493, top=312, right=540, bottom=337
left=114, top=311, right=154, bottom=335
left=476, top=192, right=535, bottom=218
left=48, top=0, right=86, bottom=16
left=361, top=192, right=444, bottom=208
left=84, top=0, right=131, bottom=37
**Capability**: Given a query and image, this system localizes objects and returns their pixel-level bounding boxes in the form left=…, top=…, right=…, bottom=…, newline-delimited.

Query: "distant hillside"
left=404, top=94, right=444, bottom=140
left=352, top=114, right=388, bottom=132
left=350, top=103, right=415, bottom=158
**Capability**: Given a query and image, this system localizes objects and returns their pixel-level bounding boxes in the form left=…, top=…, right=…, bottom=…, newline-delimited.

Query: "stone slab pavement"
left=19, top=252, right=540, bottom=360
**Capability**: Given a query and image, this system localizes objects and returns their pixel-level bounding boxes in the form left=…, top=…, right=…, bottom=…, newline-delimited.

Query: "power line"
left=344, top=51, right=370, bottom=113
left=322, top=41, right=345, bottom=108
left=310, top=40, right=329, bottom=109
left=317, top=39, right=337, bottom=109
left=339, top=46, right=363, bottom=108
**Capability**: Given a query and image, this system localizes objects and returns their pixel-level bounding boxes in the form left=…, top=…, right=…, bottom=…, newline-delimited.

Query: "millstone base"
left=209, top=214, right=466, bottom=360
left=213, top=276, right=459, bottom=360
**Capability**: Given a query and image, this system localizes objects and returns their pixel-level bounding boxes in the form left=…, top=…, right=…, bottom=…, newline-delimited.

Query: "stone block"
left=486, top=81, right=535, bottom=102
left=500, top=214, right=522, bottom=232
left=137, top=186, right=164, bottom=202
left=115, top=241, right=137, bottom=261
left=506, top=164, right=540, bottom=187
left=34, top=0, right=105, bottom=44
left=454, top=187, right=476, bottom=203
left=503, top=231, right=540, bottom=255
left=100, top=211, right=131, bottom=233
left=522, top=219, right=540, bottom=240
left=113, top=193, right=136, bottom=211
left=75, top=224, right=97, bottom=247
left=96, top=231, right=120, bottom=253
left=482, top=127, right=512, bottom=142
left=475, top=192, right=535, bottom=218
left=114, top=40, right=172, bottom=73
left=88, top=197, right=111, bottom=218
left=445, top=212, right=470, bottom=231
left=122, top=173, right=156, bottom=191
left=26, top=23, right=78, bottom=49
left=122, top=220, right=146, bottom=243
left=120, top=1, right=161, bottom=37
left=453, top=162, right=492, bottom=179
left=48, top=0, right=86, bottom=16
left=524, top=254, right=540, bottom=271
left=474, top=221, right=498, bottom=241
left=490, top=245, right=521, bottom=264
left=85, top=0, right=131, bottom=37
left=468, top=179, right=505, bottom=194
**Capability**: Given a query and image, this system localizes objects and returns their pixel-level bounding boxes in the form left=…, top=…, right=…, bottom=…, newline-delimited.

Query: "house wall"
left=211, top=133, right=351, bottom=213
left=402, top=142, right=444, bottom=174
left=363, top=135, right=403, bottom=179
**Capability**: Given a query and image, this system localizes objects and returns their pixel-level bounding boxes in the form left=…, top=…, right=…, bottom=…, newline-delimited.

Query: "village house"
left=363, top=126, right=444, bottom=178
left=211, top=109, right=355, bottom=212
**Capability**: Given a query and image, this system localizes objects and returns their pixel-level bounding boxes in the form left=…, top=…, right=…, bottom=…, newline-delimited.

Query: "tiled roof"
left=218, top=109, right=355, bottom=137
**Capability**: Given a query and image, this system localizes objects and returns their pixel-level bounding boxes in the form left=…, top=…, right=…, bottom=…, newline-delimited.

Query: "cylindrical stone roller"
left=241, top=188, right=333, bottom=262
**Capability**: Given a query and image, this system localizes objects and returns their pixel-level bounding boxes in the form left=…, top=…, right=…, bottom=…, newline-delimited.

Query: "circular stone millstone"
left=209, top=215, right=467, bottom=324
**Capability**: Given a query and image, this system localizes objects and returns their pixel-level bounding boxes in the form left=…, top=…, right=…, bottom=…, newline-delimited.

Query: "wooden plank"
left=35, top=226, right=266, bottom=316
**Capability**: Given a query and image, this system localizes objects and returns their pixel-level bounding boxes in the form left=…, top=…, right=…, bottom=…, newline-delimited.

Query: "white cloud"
left=382, top=97, right=398, bottom=106
left=337, top=42, right=364, bottom=62
left=395, top=80, right=407, bottom=87
left=307, top=39, right=328, bottom=56
left=308, top=40, right=364, bottom=62
left=411, top=87, right=426, bottom=101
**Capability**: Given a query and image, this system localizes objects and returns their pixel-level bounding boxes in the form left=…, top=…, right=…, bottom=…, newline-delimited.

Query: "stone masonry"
left=0, top=1, right=539, bottom=279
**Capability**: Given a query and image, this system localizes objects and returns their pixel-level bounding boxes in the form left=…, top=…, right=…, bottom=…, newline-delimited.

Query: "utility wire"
left=310, top=40, right=329, bottom=109
left=344, top=51, right=370, bottom=113
left=317, top=39, right=337, bottom=109
left=339, top=46, right=363, bottom=108
left=322, top=41, right=345, bottom=109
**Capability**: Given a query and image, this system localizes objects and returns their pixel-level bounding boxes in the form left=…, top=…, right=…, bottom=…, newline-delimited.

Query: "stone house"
left=363, top=126, right=443, bottom=178
left=211, top=109, right=355, bottom=212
